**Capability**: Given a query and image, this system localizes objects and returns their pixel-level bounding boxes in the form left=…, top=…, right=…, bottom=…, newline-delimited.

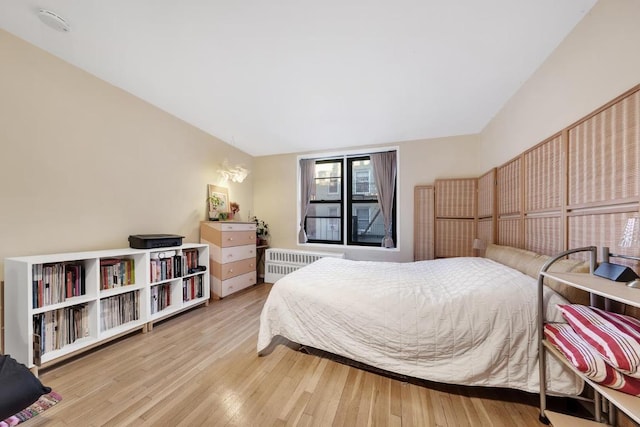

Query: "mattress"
left=257, top=256, right=582, bottom=395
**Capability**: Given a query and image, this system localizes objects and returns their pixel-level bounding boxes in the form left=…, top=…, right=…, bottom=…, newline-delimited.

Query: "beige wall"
left=253, top=135, right=481, bottom=262
left=252, top=1, right=640, bottom=263
left=4, top=0, right=637, bottom=275
left=479, top=0, right=640, bottom=170
left=0, top=30, right=254, bottom=280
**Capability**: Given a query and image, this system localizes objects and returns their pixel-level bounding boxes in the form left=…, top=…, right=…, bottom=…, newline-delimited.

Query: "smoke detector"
left=38, top=9, right=71, bottom=32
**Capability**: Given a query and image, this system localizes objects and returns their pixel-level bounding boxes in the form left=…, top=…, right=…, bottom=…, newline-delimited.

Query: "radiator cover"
left=264, top=248, right=345, bottom=283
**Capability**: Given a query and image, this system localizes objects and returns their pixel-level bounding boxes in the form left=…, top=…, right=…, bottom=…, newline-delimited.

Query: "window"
left=304, top=160, right=343, bottom=243
left=302, top=151, right=397, bottom=247
left=354, top=170, right=370, bottom=194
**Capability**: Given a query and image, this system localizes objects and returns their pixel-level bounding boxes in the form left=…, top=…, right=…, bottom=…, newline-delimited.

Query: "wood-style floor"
left=31, top=283, right=557, bottom=426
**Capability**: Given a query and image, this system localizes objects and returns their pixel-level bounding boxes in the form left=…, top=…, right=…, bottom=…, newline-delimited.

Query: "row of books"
left=100, top=291, right=140, bottom=332
left=32, top=262, right=86, bottom=309
left=100, top=258, right=135, bottom=290
left=183, top=275, right=204, bottom=302
left=149, top=249, right=200, bottom=283
left=33, top=303, right=90, bottom=360
left=150, top=283, right=171, bottom=314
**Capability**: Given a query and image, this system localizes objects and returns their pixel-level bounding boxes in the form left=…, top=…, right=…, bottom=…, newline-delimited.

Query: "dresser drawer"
left=217, top=222, right=256, bottom=232
left=211, top=271, right=257, bottom=298
left=201, top=225, right=256, bottom=248
left=211, top=258, right=256, bottom=280
left=214, top=244, right=255, bottom=263
left=219, top=231, right=256, bottom=247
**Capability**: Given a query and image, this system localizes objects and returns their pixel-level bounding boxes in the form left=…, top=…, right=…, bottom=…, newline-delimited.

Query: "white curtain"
left=299, top=159, right=316, bottom=243
left=370, top=151, right=397, bottom=248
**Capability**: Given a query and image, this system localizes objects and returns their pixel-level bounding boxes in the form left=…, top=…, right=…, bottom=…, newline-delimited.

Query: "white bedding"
left=257, top=256, right=582, bottom=394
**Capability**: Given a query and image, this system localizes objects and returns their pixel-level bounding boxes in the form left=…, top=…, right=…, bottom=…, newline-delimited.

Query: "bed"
left=257, top=244, right=587, bottom=395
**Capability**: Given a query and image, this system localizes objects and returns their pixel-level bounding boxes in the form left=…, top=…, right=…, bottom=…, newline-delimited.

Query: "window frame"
left=299, top=147, right=399, bottom=249
left=306, top=159, right=343, bottom=245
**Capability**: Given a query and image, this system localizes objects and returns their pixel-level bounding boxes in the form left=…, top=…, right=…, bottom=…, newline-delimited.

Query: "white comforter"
left=257, top=256, right=582, bottom=394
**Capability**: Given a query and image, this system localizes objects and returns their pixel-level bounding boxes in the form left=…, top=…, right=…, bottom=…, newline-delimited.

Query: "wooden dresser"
left=200, top=221, right=257, bottom=298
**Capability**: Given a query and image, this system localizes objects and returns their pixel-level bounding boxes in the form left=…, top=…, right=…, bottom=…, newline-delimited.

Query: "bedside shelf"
left=539, top=247, right=640, bottom=426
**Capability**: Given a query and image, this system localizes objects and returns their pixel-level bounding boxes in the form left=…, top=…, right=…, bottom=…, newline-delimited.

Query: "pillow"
left=558, top=304, right=640, bottom=377
left=484, top=244, right=542, bottom=275
left=544, top=323, right=640, bottom=395
left=544, top=260, right=591, bottom=306
left=0, top=355, right=51, bottom=420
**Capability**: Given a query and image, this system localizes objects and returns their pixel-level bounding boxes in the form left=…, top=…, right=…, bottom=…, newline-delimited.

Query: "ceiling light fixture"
left=38, top=9, right=71, bottom=32
left=218, top=159, right=250, bottom=183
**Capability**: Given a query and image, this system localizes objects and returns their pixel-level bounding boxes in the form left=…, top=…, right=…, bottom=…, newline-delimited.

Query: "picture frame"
left=208, top=184, right=229, bottom=215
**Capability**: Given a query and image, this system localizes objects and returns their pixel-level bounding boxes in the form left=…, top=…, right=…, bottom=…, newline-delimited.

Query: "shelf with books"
left=149, top=282, right=175, bottom=316
left=32, top=258, right=96, bottom=309
left=4, top=243, right=209, bottom=372
left=182, top=274, right=205, bottom=302
left=99, top=254, right=142, bottom=290
left=100, top=290, right=142, bottom=332
left=33, top=301, right=96, bottom=366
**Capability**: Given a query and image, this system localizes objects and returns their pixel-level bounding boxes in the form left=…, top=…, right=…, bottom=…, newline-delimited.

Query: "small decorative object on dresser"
left=229, top=202, right=240, bottom=220
left=207, top=184, right=229, bottom=220
left=200, top=221, right=257, bottom=298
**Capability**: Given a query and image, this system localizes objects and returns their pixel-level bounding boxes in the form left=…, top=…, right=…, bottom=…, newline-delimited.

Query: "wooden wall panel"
left=478, top=169, right=495, bottom=218
left=414, top=185, right=435, bottom=261
left=477, top=218, right=493, bottom=247
left=568, top=90, right=640, bottom=207
left=525, top=216, right=562, bottom=256
left=435, top=179, right=477, bottom=218
left=497, top=218, right=522, bottom=248
left=435, top=219, right=474, bottom=258
left=568, top=211, right=640, bottom=267
left=497, top=158, right=521, bottom=216
left=525, top=135, right=563, bottom=212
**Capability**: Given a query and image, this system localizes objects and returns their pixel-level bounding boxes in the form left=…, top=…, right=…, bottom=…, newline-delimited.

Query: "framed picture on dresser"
left=208, top=184, right=229, bottom=213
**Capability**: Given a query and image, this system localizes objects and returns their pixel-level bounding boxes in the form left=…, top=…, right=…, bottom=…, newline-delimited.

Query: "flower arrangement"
left=230, top=202, right=240, bottom=215
left=251, top=216, right=269, bottom=238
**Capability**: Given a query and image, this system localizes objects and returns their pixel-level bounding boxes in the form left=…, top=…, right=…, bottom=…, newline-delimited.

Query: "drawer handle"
left=228, top=269, right=233, bottom=273
left=249, top=250, right=254, bottom=254
left=250, top=263, right=255, bottom=268
left=228, top=237, right=233, bottom=241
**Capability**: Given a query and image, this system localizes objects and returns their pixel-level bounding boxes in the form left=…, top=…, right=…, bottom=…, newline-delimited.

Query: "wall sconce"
left=218, top=159, right=250, bottom=183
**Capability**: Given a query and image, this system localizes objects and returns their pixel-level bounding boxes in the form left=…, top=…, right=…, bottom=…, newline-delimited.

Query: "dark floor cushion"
left=0, top=355, right=51, bottom=420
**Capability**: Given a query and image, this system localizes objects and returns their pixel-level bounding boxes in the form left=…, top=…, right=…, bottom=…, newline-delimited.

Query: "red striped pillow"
left=544, top=323, right=640, bottom=395
left=558, top=304, right=640, bottom=378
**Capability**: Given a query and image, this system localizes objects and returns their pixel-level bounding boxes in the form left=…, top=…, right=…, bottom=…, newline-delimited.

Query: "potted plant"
left=251, top=216, right=269, bottom=245
left=208, top=194, right=225, bottom=220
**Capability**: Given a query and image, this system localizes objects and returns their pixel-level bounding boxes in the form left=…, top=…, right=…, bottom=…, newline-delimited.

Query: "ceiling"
left=0, top=1, right=597, bottom=157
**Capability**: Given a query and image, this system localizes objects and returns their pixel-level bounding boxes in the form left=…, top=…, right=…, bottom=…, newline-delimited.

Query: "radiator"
left=264, top=248, right=345, bottom=283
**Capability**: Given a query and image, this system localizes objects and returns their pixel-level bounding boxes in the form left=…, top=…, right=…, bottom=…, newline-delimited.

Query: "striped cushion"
left=558, top=304, right=640, bottom=377
left=544, top=323, right=640, bottom=395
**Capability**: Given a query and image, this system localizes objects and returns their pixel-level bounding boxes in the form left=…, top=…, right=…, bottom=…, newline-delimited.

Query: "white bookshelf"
left=539, top=248, right=640, bottom=426
left=4, top=243, right=209, bottom=372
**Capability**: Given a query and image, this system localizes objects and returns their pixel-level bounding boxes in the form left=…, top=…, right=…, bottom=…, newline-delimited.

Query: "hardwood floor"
left=32, top=283, right=556, bottom=426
